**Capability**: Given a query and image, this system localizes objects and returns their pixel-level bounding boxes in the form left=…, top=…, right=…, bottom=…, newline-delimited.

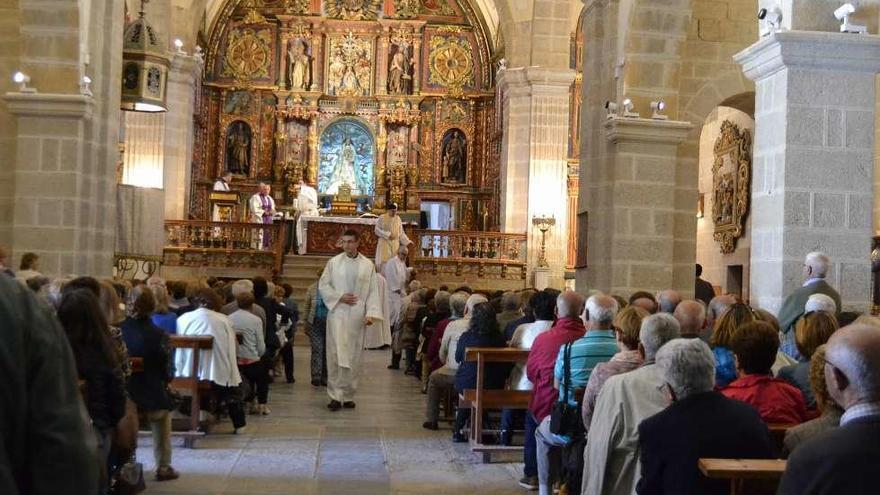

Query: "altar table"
left=299, top=216, right=415, bottom=257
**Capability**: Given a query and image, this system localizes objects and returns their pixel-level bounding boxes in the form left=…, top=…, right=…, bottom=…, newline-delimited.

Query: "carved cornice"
left=3, top=92, right=95, bottom=119
left=603, top=116, right=692, bottom=145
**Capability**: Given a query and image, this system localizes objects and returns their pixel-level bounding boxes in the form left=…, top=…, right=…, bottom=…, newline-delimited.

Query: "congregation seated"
left=583, top=313, right=681, bottom=495
left=504, top=289, right=538, bottom=341
left=778, top=323, right=880, bottom=495
left=636, top=339, right=775, bottom=495
left=777, top=252, right=841, bottom=361
left=673, top=299, right=706, bottom=339
left=710, top=303, right=756, bottom=387
left=783, top=344, right=843, bottom=456
left=722, top=321, right=807, bottom=425
left=230, top=292, right=270, bottom=415
left=418, top=290, right=451, bottom=388
left=15, top=251, right=43, bottom=284
left=777, top=311, right=839, bottom=409
left=120, top=285, right=179, bottom=481
left=496, top=291, right=523, bottom=335
left=148, top=281, right=178, bottom=334
left=451, top=302, right=511, bottom=442
left=167, top=281, right=195, bottom=316
left=705, top=294, right=737, bottom=340
left=628, top=291, right=658, bottom=314
left=221, top=279, right=267, bottom=330
left=425, top=291, right=460, bottom=374
left=175, top=288, right=246, bottom=433
left=656, top=289, right=681, bottom=314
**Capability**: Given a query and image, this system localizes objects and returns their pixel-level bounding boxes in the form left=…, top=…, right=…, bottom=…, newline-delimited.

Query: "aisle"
left=138, top=346, right=523, bottom=495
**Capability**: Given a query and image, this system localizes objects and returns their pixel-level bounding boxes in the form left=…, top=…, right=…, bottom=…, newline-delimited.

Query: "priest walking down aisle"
left=318, top=229, right=383, bottom=411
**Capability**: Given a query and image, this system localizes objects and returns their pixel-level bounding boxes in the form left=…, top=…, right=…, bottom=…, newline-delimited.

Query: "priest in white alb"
left=249, top=182, right=276, bottom=249
left=295, top=176, right=320, bottom=254
left=318, top=229, right=383, bottom=410
left=364, top=272, right=393, bottom=349
left=374, top=203, right=411, bottom=270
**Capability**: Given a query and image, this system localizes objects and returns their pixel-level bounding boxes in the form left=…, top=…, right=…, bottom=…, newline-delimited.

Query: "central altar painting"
left=189, top=0, right=503, bottom=230
left=319, top=119, right=375, bottom=196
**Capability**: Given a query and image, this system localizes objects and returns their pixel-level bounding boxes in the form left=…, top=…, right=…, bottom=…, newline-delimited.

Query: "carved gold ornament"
left=324, top=0, right=382, bottom=20
left=392, top=0, right=420, bottom=18
left=222, top=28, right=272, bottom=80
left=428, top=35, right=473, bottom=92
left=283, top=0, right=310, bottom=14
left=711, top=120, right=752, bottom=254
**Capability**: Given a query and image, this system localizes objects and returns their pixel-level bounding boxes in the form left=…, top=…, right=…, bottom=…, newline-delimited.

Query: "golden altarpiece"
left=189, top=0, right=501, bottom=234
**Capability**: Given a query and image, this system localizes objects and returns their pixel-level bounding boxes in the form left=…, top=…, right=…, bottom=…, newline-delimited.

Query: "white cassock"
left=174, top=308, right=242, bottom=387
left=295, top=182, right=320, bottom=254
left=248, top=193, right=276, bottom=249
left=382, top=256, right=409, bottom=329
left=319, top=252, right=383, bottom=402
left=374, top=213, right=411, bottom=269
left=364, top=273, right=393, bottom=349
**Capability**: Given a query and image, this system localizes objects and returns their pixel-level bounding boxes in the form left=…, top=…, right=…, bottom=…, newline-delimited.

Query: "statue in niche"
left=387, top=44, right=413, bottom=95
left=287, top=39, right=311, bottom=90
left=327, top=138, right=359, bottom=194
left=441, top=129, right=466, bottom=183
left=226, top=121, right=252, bottom=175
left=386, top=128, right=408, bottom=206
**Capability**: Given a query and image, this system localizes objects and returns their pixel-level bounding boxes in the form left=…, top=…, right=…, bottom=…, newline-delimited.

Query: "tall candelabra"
left=531, top=214, right=556, bottom=268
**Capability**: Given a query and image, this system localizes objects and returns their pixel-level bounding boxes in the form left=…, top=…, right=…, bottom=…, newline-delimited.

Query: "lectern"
left=210, top=191, right=241, bottom=222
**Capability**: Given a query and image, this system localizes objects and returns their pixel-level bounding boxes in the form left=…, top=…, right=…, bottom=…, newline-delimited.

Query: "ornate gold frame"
left=712, top=120, right=752, bottom=254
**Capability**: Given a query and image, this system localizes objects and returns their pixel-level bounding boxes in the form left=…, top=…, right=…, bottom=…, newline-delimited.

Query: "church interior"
left=4, top=0, right=880, bottom=494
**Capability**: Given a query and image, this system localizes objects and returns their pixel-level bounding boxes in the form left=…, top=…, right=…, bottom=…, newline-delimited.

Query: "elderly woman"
left=120, top=286, right=178, bottom=481
left=777, top=311, right=838, bottom=409
left=581, top=305, right=648, bottom=433
left=782, top=344, right=844, bottom=456
left=709, top=303, right=756, bottom=387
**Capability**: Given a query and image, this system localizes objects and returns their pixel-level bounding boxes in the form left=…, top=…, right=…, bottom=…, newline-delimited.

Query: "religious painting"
left=287, top=39, right=312, bottom=90
left=326, top=33, right=374, bottom=97
left=712, top=120, right=752, bottom=254
left=324, top=0, right=382, bottom=20
left=387, top=42, right=414, bottom=95
left=318, top=119, right=375, bottom=197
left=420, top=0, right=455, bottom=16
left=225, top=121, right=253, bottom=175
left=224, top=91, right=253, bottom=115
left=440, top=128, right=467, bottom=183
left=221, top=27, right=273, bottom=81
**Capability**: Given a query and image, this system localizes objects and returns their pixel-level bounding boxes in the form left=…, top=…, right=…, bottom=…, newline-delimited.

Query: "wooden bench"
left=462, top=347, right=531, bottom=462
left=168, top=335, right=215, bottom=448
left=767, top=423, right=796, bottom=453
left=698, top=458, right=787, bottom=495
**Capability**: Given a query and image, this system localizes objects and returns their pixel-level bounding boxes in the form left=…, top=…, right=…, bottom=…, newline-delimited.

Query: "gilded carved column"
left=412, top=36, right=422, bottom=94
left=377, top=27, right=390, bottom=95
left=308, top=116, right=318, bottom=185
left=311, top=33, right=324, bottom=92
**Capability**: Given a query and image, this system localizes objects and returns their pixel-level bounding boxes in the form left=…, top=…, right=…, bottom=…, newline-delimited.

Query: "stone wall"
left=696, top=106, right=753, bottom=300
left=0, top=0, right=21, bottom=245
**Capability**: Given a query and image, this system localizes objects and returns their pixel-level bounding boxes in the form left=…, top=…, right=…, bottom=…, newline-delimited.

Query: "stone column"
left=735, top=31, right=880, bottom=312
left=163, top=53, right=202, bottom=220
left=498, top=67, right=574, bottom=288
left=584, top=117, right=692, bottom=296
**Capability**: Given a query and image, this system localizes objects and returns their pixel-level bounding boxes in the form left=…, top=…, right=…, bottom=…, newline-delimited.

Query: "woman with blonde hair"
left=149, top=283, right=178, bottom=334
left=777, top=311, right=838, bottom=408
left=783, top=344, right=844, bottom=455
left=710, top=303, right=756, bottom=387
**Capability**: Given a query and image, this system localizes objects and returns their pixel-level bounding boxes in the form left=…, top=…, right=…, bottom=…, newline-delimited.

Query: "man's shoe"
left=156, top=465, right=180, bottom=481
left=422, top=421, right=439, bottom=431
left=259, top=404, right=271, bottom=415
left=451, top=431, right=468, bottom=443
left=327, top=400, right=342, bottom=411
left=518, top=476, right=538, bottom=490
left=342, top=401, right=356, bottom=409
left=311, top=379, right=321, bottom=387
left=233, top=426, right=247, bottom=435
left=387, top=364, right=400, bottom=370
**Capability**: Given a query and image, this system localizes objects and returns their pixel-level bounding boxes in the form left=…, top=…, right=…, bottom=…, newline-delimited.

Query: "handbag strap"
left=562, top=342, right=572, bottom=403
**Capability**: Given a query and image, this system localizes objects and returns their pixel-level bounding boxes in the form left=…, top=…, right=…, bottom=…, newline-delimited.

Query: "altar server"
left=364, top=272, right=393, bottom=349
left=296, top=177, right=320, bottom=254
left=383, top=246, right=411, bottom=330
left=249, top=183, right=276, bottom=249
left=319, top=229, right=383, bottom=410
left=374, top=203, right=411, bottom=270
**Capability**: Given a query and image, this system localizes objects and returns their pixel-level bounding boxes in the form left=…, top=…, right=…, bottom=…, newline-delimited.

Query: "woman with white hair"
left=636, top=339, right=774, bottom=495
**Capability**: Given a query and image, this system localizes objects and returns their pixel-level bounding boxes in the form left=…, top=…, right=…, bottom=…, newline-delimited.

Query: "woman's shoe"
left=156, top=465, right=180, bottom=481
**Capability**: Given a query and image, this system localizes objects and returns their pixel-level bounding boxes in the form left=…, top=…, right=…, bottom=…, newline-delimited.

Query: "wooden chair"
left=698, top=458, right=787, bottom=495
left=461, top=347, right=531, bottom=462
left=168, top=335, right=215, bottom=448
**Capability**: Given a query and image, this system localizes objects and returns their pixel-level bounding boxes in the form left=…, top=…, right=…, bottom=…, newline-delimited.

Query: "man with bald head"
left=517, top=290, right=587, bottom=490
left=657, top=290, right=682, bottom=314
left=674, top=300, right=707, bottom=338
left=705, top=294, right=736, bottom=341
left=778, top=251, right=842, bottom=360
left=779, top=324, right=880, bottom=494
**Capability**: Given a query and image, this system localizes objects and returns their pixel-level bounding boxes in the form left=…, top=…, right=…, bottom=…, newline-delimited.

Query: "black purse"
left=549, top=343, right=584, bottom=436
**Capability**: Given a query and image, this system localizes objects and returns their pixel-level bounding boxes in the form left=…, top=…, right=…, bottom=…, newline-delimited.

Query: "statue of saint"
left=327, top=137, right=359, bottom=195
left=387, top=46, right=412, bottom=95
left=442, top=130, right=466, bottom=183
left=287, top=40, right=311, bottom=90
left=328, top=46, right=346, bottom=94
left=226, top=123, right=251, bottom=174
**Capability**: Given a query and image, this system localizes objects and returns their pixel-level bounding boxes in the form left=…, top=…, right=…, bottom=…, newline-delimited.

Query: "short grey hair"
left=465, top=293, right=489, bottom=316
left=708, top=294, right=736, bottom=323
left=657, top=290, right=682, bottom=314
left=408, top=280, right=422, bottom=293
left=805, top=293, right=836, bottom=314
left=656, top=338, right=716, bottom=400
left=398, top=246, right=409, bottom=256
left=449, top=292, right=468, bottom=318
left=501, top=291, right=520, bottom=312
left=557, top=290, right=586, bottom=319
left=640, top=313, right=681, bottom=361
left=434, top=290, right=451, bottom=309
left=673, top=300, right=706, bottom=336
left=231, top=279, right=254, bottom=297
left=805, top=251, right=830, bottom=278
left=825, top=324, right=880, bottom=402
left=584, top=294, right=619, bottom=328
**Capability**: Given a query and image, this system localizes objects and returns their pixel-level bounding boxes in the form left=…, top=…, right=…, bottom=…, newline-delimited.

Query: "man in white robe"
left=382, top=246, right=411, bottom=329
left=374, top=203, right=411, bottom=270
left=213, top=172, right=232, bottom=192
left=248, top=183, right=276, bottom=249
left=319, top=229, right=383, bottom=410
left=364, top=272, right=393, bottom=349
left=295, top=178, right=320, bottom=254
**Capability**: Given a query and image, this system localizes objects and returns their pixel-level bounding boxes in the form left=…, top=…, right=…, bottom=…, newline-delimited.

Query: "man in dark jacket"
left=694, top=264, right=715, bottom=306
left=0, top=274, right=98, bottom=494
left=253, top=277, right=281, bottom=372
left=637, top=339, right=774, bottom=495
left=778, top=323, right=880, bottom=495
left=777, top=252, right=841, bottom=360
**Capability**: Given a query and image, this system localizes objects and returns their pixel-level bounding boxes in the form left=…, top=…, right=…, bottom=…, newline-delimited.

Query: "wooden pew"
left=767, top=423, right=796, bottom=453
left=698, top=458, right=787, bottom=495
left=461, top=347, right=531, bottom=463
left=168, top=335, right=215, bottom=448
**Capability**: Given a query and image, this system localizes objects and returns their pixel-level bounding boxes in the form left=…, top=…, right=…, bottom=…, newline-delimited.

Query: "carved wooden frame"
left=712, top=120, right=752, bottom=254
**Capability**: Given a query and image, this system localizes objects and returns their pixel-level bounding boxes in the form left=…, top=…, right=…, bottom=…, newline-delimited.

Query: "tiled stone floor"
left=138, top=346, right=524, bottom=494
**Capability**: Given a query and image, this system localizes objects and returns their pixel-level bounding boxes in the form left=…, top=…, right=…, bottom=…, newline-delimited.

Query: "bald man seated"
left=673, top=300, right=707, bottom=339
left=778, top=324, right=880, bottom=495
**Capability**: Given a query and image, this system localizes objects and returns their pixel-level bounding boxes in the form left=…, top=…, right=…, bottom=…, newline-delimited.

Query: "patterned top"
left=581, top=349, right=643, bottom=434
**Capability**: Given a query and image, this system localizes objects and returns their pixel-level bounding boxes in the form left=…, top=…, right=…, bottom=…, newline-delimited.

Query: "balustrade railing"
left=412, top=229, right=527, bottom=264
left=164, top=220, right=285, bottom=273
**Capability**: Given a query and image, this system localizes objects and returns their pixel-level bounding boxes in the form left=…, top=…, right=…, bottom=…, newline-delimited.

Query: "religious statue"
left=326, top=33, right=372, bottom=96
left=327, top=137, right=360, bottom=195
left=386, top=128, right=408, bottom=206
left=287, top=40, right=311, bottom=90
left=226, top=122, right=251, bottom=174
left=387, top=45, right=412, bottom=95
left=441, top=129, right=466, bottom=183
